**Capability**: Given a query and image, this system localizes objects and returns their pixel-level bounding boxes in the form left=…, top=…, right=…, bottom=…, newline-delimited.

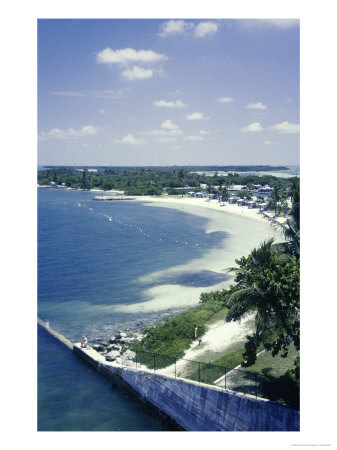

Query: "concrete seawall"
left=72, top=344, right=300, bottom=432
left=38, top=319, right=299, bottom=431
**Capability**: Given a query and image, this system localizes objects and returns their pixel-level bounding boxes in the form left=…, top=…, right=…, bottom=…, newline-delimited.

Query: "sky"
left=38, top=19, right=300, bottom=167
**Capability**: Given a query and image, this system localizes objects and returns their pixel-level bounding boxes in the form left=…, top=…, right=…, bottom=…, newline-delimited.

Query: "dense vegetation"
left=38, top=166, right=295, bottom=199
left=129, top=301, right=226, bottom=359
left=213, top=178, right=300, bottom=382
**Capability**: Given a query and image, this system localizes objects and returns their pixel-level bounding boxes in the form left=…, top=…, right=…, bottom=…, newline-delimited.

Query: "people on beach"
left=81, top=335, right=88, bottom=348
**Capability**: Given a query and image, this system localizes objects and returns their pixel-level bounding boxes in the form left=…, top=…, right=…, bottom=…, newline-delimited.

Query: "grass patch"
left=225, top=344, right=299, bottom=408
left=181, top=339, right=261, bottom=383
left=129, top=301, right=225, bottom=368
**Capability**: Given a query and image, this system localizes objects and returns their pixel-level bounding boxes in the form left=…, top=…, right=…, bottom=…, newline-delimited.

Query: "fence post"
left=255, top=373, right=257, bottom=398
left=199, top=362, right=201, bottom=383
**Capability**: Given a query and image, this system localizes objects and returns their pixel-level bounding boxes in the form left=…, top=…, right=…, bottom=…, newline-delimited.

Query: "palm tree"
left=220, top=186, right=229, bottom=203
left=177, top=169, right=185, bottom=186
left=226, top=239, right=299, bottom=363
left=273, top=178, right=300, bottom=258
left=270, top=182, right=283, bottom=216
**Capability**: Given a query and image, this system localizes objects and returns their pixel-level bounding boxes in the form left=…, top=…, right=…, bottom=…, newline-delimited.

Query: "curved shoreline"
left=135, top=194, right=288, bottom=226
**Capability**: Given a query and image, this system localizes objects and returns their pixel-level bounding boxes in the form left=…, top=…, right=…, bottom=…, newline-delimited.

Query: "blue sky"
left=38, top=19, right=299, bottom=166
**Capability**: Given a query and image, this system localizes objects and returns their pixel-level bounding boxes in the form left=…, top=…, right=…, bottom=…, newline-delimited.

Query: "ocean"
left=37, top=188, right=278, bottom=431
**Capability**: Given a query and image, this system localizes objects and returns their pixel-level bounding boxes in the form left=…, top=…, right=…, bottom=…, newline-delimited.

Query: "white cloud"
left=52, top=91, right=86, bottom=97
left=242, top=19, right=299, bottom=29
left=141, top=129, right=167, bottom=137
left=97, top=48, right=167, bottom=65
left=194, top=21, right=218, bottom=38
left=246, top=102, right=267, bottom=110
left=161, top=119, right=179, bottom=130
left=53, top=89, right=131, bottom=99
left=199, top=130, right=210, bottom=135
left=216, top=96, right=233, bottom=103
left=263, top=19, right=299, bottom=29
left=122, top=66, right=153, bottom=80
left=241, top=122, right=263, bottom=132
left=115, top=134, right=143, bottom=145
left=264, top=140, right=273, bottom=145
left=186, top=112, right=208, bottom=120
left=159, top=20, right=193, bottom=37
left=270, top=121, right=300, bottom=134
left=153, top=99, right=187, bottom=108
left=97, top=48, right=167, bottom=81
left=39, top=125, right=98, bottom=140
left=99, top=109, right=106, bottom=114
left=141, top=119, right=183, bottom=137
left=184, top=135, right=204, bottom=141
left=156, top=137, right=178, bottom=143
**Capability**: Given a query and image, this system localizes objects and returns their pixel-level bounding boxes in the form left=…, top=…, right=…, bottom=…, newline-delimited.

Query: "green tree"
left=236, top=190, right=252, bottom=199
left=226, top=239, right=300, bottom=376
left=177, top=169, right=186, bottom=186
left=219, top=186, right=230, bottom=202
left=269, top=182, right=284, bottom=215
left=273, top=178, right=300, bottom=258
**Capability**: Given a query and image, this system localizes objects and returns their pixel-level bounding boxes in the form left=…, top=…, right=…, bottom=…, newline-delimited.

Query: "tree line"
left=38, top=166, right=295, bottom=199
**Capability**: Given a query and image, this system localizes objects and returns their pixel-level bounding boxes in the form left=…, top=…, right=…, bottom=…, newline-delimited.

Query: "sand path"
left=155, top=314, right=254, bottom=377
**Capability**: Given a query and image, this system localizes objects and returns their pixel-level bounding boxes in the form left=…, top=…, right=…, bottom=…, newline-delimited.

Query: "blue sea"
left=38, top=188, right=233, bottom=431
left=38, top=188, right=279, bottom=431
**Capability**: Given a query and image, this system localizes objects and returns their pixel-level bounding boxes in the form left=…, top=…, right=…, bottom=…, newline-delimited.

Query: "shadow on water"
left=156, top=270, right=231, bottom=287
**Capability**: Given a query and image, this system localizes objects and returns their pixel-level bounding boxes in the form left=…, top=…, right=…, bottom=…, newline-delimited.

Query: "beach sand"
left=135, top=195, right=288, bottom=225
left=112, top=195, right=283, bottom=314
left=124, top=196, right=286, bottom=367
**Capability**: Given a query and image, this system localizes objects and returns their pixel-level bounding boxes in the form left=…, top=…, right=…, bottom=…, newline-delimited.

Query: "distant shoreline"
left=135, top=195, right=288, bottom=227
left=38, top=184, right=288, bottom=227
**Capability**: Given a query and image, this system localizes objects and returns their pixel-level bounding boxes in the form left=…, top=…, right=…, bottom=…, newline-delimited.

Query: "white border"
left=2, top=1, right=337, bottom=449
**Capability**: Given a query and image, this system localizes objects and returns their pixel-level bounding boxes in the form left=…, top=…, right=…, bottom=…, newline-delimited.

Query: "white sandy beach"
left=135, top=194, right=288, bottom=225
left=119, top=195, right=286, bottom=367
left=113, top=195, right=284, bottom=315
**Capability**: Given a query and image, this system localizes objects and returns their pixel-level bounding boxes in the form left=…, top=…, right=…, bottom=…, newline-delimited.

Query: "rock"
left=93, top=344, right=107, bottom=352
left=120, top=337, right=134, bottom=344
left=105, top=350, right=120, bottom=359
left=122, top=349, right=136, bottom=360
left=108, top=336, right=117, bottom=344
left=106, top=344, right=121, bottom=351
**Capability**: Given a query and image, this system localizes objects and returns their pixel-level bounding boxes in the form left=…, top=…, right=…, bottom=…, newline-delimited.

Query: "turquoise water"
left=38, top=188, right=229, bottom=431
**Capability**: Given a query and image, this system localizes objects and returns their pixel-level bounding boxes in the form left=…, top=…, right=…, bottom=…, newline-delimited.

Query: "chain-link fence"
left=117, top=348, right=299, bottom=408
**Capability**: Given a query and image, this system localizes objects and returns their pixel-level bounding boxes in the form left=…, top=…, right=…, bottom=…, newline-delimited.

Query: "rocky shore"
left=89, top=330, right=142, bottom=366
